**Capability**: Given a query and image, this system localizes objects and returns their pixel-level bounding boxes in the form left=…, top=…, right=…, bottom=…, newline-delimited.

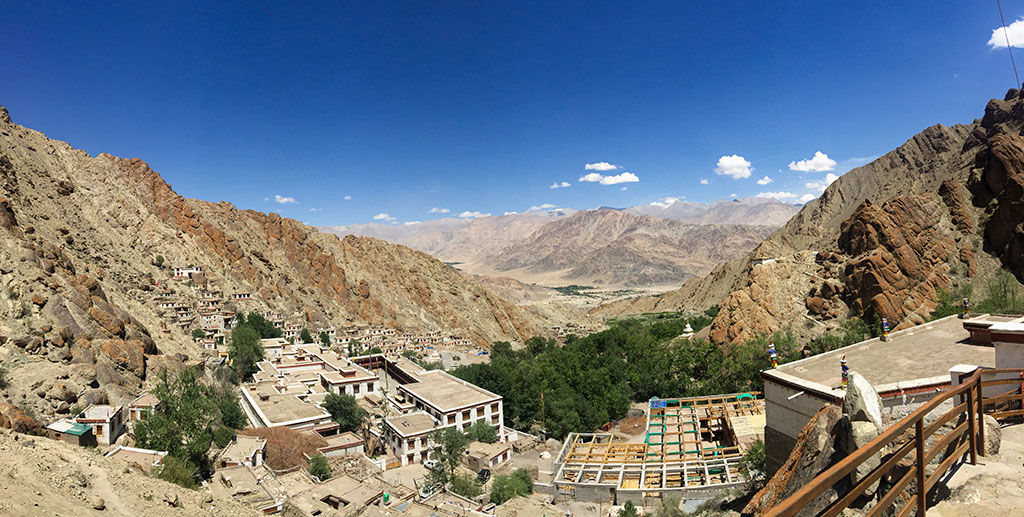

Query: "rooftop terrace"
left=399, top=370, right=499, bottom=412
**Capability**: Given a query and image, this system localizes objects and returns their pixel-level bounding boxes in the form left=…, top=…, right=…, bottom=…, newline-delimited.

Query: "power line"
left=998, top=0, right=1021, bottom=88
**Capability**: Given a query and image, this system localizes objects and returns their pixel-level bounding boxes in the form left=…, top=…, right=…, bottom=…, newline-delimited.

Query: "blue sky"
left=1, top=2, right=1019, bottom=225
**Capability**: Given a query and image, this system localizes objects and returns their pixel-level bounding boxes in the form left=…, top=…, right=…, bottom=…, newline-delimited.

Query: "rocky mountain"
left=626, top=197, right=801, bottom=226
left=326, top=200, right=788, bottom=289
left=322, top=210, right=575, bottom=264
left=0, top=104, right=561, bottom=425
left=596, top=90, right=1024, bottom=345
left=481, top=209, right=775, bottom=287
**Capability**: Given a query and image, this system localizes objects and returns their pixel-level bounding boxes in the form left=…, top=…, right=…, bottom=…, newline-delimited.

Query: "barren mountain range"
left=0, top=105, right=572, bottom=426
left=596, top=90, right=1024, bottom=345
left=324, top=198, right=796, bottom=288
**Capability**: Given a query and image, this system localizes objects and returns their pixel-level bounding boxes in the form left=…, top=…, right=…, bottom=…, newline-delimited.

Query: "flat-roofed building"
left=383, top=412, right=438, bottom=466
left=75, top=404, right=125, bottom=445
left=218, top=434, right=267, bottom=468
left=45, top=420, right=96, bottom=447
left=762, top=314, right=996, bottom=473
left=464, top=441, right=510, bottom=472
left=127, top=392, right=160, bottom=423
left=104, top=446, right=167, bottom=473
left=397, top=370, right=503, bottom=434
left=239, top=382, right=334, bottom=430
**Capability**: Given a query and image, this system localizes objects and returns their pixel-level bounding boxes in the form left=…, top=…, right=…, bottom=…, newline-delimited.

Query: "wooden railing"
left=766, top=367, right=1024, bottom=517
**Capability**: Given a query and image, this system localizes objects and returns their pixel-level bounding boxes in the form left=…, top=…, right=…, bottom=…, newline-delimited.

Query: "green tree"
left=489, top=469, right=533, bottom=504
left=321, top=393, right=367, bottom=432
left=450, top=472, right=482, bottom=499
left=218, top=393, right=248, bottom=429
left=245, top=312, right=283, bottom=338
left=191, top=328, right=206, bottom=340
left=300, top=328, right=314, bottom=344
left=618, top=500, right=640, bottom=517
left=740, top=439, right=767, bottom=489
left=213, top=427, right=234, bottom=448
left=368, top=346, right=383, bottom=355
left=135, top=367, right=218, bottom=475
left=157, top=455, right=197, bottom=489
left=153, top=255, right=164, bottom=267
left=431, top=426, right=469, bottom=484
left=319, top=331, right=330, bottom=346
left=229, top=325, right=264, bottom=381
left=465, top=420, right=498, bottom=444
left=309, top=454, right=332, bottom=482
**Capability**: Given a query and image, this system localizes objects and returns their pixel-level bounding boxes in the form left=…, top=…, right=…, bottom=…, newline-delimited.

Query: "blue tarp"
left=650, top=399, right=667, bottom=409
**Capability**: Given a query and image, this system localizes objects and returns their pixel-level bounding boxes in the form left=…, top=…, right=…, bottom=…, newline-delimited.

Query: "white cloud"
left=504, top=211, right=518, bottom=215
left=989, top=17, right=1024, bottom=48
left=756, top=176, right=773, bottom=185
left=428, top=207, right=450, bottom=214
left=309, top=207, right=320, bottom=212
left=715, top=155, right=753, bottom=179
left=263, top=197, right=270, bottom=201
left=579, top=171, right=640, bottom=185
left=805, top=173, right=840, bottom=192
left=621, top=187, right=627, bottom=191
left=343, top=195, right=352, bottom=200
left=459, top=211, right=490, bottom=218
left=650, top=196, right=683, bottom=208
left=798, top=193, right=817, bottom=204
left=403, top=221, right=421, bottom=226
left=528, top=203, right=558, bottom=212
left=585, top=162, right=619, bottom=171
left=700, top=178, right=709, bottom=185
left=788, top=151, right=837, bottom=172
left=373, top=213, right=396, bottom=221
left=729, top=193, right=737, bottom=197
left=549, top=181, right=572, bottom=189
left=599, top=172, right=639, bottom=185
left=756, top=191, right=798, bottom=200
left=274, top=195, right=298, bottom=204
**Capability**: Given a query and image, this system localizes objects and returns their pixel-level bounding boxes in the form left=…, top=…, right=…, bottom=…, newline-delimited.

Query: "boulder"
left=0, top=403, right=43, bottom=434
left=745, top=405, right=849, bottom=515
left=843, top=372, right=883, bottom=431
left=840, top=421, right=881, bottom=497
left=982, top=414, right=1001, bottom=456
left=98, top=339, right=146, bottom=378
left=90, top=496, right=105, bottom=511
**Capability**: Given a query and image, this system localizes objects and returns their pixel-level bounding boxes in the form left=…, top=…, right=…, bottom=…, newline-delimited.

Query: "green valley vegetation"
left=229, top=311, right=282, bottom=381
left=932, top=269, right=1024, bottom=320
left=552, top=285, right=597, bottom=297
left=135, top=366, right=250, bottom=487
left=320, top=393, right=367, bottom=433
left=300, top=327, right=314, bottom=344
left=453, top=314, right=873, bottom=439
left=489, top=468, right=534, bottom=504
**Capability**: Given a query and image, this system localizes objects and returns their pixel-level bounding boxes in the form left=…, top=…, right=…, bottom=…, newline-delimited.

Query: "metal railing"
left=766, top=367, right=1024, bottom=517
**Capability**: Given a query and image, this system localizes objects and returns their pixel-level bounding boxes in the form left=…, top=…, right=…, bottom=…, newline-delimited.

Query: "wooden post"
left=976, top=372, right=985, bottom=457
left=967, top=388, right=978, bottom=465
left=915, top=419, right=927, bottom=516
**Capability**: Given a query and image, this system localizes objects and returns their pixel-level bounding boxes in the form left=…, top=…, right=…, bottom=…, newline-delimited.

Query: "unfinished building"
left=552, top=393, right=765, bottom=506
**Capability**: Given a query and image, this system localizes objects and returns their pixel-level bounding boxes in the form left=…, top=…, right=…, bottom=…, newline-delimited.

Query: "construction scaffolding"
left=552, top=393, right=765, bottom=505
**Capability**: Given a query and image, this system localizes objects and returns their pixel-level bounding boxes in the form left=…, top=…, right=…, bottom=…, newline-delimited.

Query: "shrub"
left=213, top=427, right=234, bottom=448
left=158, top=455, right=197, bottom=489
left=739, top=439, right=766, bottom=489
left=450, top=472, right=481, bottom=499
left=191, top=328, right=206, bottom=340
left=489, top=469, right=533, bottom=504
left=309, top=454, right=331, bottom=482
left=321, top=393, right=367, bottom=432
left=465, top=420, right=498, bottom=444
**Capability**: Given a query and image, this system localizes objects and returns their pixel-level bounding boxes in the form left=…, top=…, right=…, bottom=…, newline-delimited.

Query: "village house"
left=127, top=392, right=160, bottom=423
left=172, top=265, right=203, bottom=279
left=104, top=446, right=167, bottom=473
left=75, top=404, right=126, bottom=446
left=217, top=434, right=267, bottom=468
left=45, top=419, right=97, bottom=447
left=383, top=412, right=438, bottom=466
left=464, top=441, right=511, bottom=472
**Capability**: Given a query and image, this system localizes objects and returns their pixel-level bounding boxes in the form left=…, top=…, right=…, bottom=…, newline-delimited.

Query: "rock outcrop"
left=599, top=90, right=1024, bottom=345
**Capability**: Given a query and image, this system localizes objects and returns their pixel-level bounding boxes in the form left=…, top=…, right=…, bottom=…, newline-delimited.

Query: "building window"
left=95, top=425, right=104, bottom=437
left=491, top=403, right=499, bottom=413
left=447, top=415, right=455, bottom=425
left=353, top=384, right=360, bottom=395
left=492, top=416, right=499, bottom=425
left=368, top=382, right=374, bottom=392
left=421, top=437, right=428, bottom=447
left=476, top=407, right=484, bottom=418
left=462, top=410, right=470, bottom=421
left=408, top=439, right=416, bottom=449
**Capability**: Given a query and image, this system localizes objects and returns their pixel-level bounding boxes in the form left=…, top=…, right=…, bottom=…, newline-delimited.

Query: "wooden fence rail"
left=766, top=367, right=1024, bottom=517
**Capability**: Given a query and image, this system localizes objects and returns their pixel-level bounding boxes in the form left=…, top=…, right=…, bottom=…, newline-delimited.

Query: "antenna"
left=998, top=0, right=1022, bottom=87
